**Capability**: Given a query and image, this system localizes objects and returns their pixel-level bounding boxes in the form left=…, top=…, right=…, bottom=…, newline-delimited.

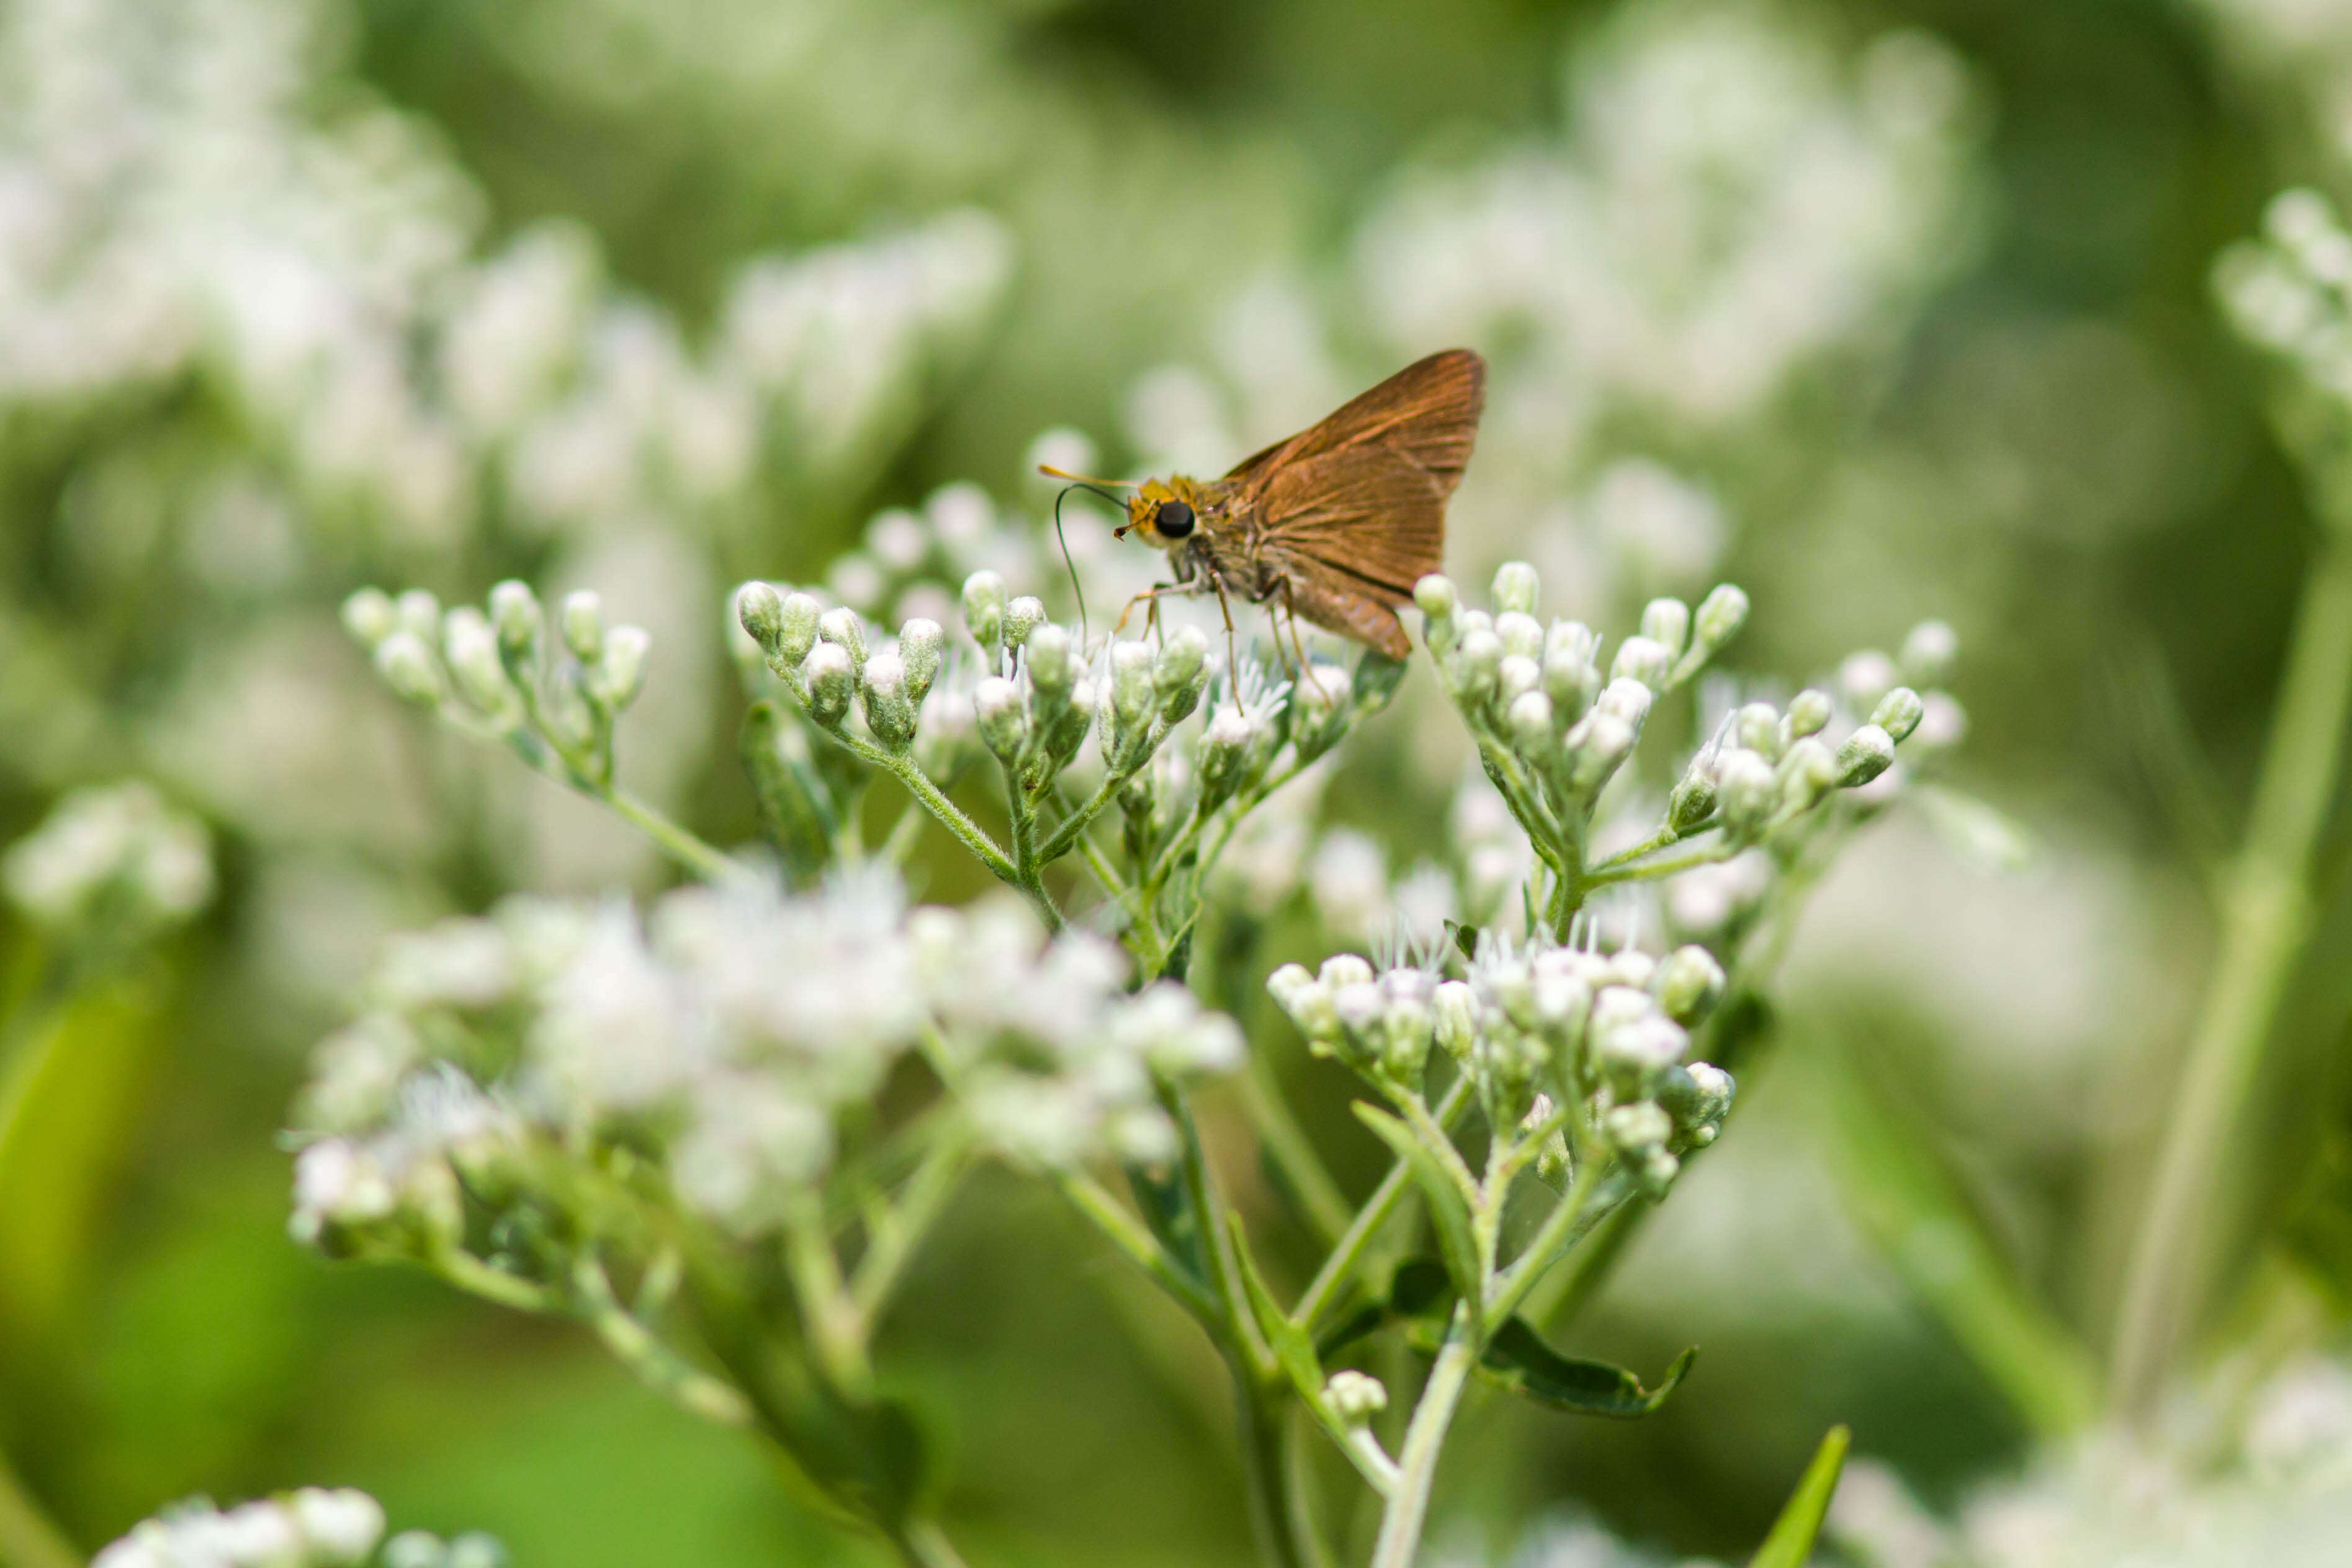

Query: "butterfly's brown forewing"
left=1226, top=349, right=1485, bottom=658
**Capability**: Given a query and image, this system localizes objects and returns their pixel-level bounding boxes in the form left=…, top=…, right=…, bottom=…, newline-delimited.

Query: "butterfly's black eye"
left=1156, top=500, right=1195, bottom=539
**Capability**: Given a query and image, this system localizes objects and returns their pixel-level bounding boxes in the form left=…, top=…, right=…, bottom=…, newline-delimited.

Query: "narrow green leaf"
left=1353, top=1104, right=1482, bottom=1307
left=1748, top=1425, right=1851, bottom=1568
left=1127, top=1162, right=1208, bottom=1290
left=1317, top=1258, right=1452, bottom=1360
left=1481, top=1325, right=1695, bottom=1418
left=1226, top=1214, right=1324, bottom=1397
left=1445, top=920, right=1483, bottom=964
left=1816, top=1041, right=2099, bottom=1437
left=1314, top=1257, right=1692, bottom=1420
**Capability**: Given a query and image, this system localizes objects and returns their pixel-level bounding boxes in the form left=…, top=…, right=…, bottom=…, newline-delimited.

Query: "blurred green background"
left=6, top=0, right=2352, bottom=1561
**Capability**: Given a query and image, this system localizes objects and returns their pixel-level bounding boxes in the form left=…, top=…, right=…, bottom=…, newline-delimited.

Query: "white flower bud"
left=1735, top=702, right=1780, bottom=758
left=341, top=587, right=397, bottom=648
left=1111, top=640, right=1156, bottom=719
left=395, top=588, right=442, bottom=644
left=1668, top=753, right=1719, bottom=833
left=1780, top=736, right=1839, bottom=811
left=817, top=606, right=867, bottom=668
left=1782, top=688, right=1833, bottom=743
left=773, top=592, right=821, bottom=668
left=1492, top=560, right=1540, bottom=615
left=1568, top=712, right=1635, bottom=794
left=1717, top=748, right=1778, bottom=838
left=1453, top=628, right=1504, bottom=706
left=488, top=579, right=541, bottom=658
left=1596, top=677, right=1652, bottom=730
left=1838, top=723, right=1896, bottom=787
left=1612, top=636, right=1672, bottom=691
left=1433, top=980, right=1479, bottom=1060
left=736, top=581, right=786, bottom=656
left=591, top=625, right=650, bottom=710
left=1499, top=654, right=1541, bottom=704
left=962, top=570, right=1007, bottom=649
left=861, top=651, right=917, bottom=747
left=1319, top=953, right=1376, bottom=992
left=1655, top=945, right=1726, bottom=1023
left=1005, top=595, right=1047, bottom=650
left=1197, top=706, right=1256, bottom=805
left=803, top=642, right=856, bottom=726
left=1596, top=1013, right=1688, bottom=1077
left=974, top=675, right=1028, bottom=757
left=899, top=619, right=944, bottom=701
left=1605, top=1101, right=1675, bottom=1153
left=1872, top=686, right=1924, bottom=743
left=374, top=630, right=444, bottom=706
left=1690, top=584, right=1749, bottom=658
left=1156, top=627, right=1211, bottom=723
left=1414, top=572, right=1460, bottom=620
left=1839, top=650, right=1898, bottom=714
left=1900, top=620, right=1958, bottom=686
left=293, top=1489, right=388, bottom=1563
left=1026, top=623, right=1074, bottom=692
left=560, top=590, right=604, bottom=662
left=1640, top=598, right=1690, bottom=660
left=1496, top=611, right=1543, bottom=660
left=1326, top=1369, right=1389, bottom=1423
left=1267, top=962, right=1314, bottom=1010
left=442, top=609, right=514, bottom=717
left=1507, top=690, right=1554, bottom=753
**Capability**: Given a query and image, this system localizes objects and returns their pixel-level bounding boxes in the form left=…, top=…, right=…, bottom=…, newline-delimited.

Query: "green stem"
left=1053, top=1170, right=1221, bottom=1330
left=895, top=1520, right=971, bottom=1568
left=570, top=1253, right=753, bottom=1427
left=1236, top=1374, right=1313, bottom=1568
left=1368, top=1305, right=1478, bottom=1568
left=849, top=1135, right=970, bottom=1320
left=1582, top=838, right=1735, bottom=889
left=435, top=1248, right=558, bottom=1313
left=1293, top=1078, right=1474, bottom=1333
left=2112, top=522, right=2352, bottom=1417
left=603, top=787, right=744, bottom=884
left=1485, top=1161, right=1625, bottom=1331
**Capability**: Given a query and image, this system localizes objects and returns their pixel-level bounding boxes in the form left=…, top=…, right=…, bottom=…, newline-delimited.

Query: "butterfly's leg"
left=1275, top=582, right=1313, bottom=677
left=1207, top=571, right=1240, bottom=685
left=1113, top=583, right=1181, bottom=638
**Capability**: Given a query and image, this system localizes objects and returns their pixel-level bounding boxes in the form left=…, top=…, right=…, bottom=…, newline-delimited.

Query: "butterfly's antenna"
left=1038, top=464, right=1136, bottom=491
left=1051, top=483, right=1093, bottom=643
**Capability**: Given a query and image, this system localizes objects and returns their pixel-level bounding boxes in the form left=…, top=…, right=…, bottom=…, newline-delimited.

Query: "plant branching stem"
left=2112, top=514, right=2352, bottom=1417
left=1293, top=1078, right=1474, bottom=1333
left=1368, top=1306, right=1478, bottom=1568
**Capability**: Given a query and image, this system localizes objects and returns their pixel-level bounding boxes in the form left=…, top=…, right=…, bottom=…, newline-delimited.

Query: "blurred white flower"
left=2, top=780, right=213, bottom=936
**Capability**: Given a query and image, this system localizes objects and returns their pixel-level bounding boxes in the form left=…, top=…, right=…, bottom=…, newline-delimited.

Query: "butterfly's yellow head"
left=1120, top=478, right=1203, bottom=550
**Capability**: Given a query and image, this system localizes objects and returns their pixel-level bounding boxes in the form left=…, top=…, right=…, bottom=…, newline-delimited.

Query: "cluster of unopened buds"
left=1270, top=930, right=1733, bottom=1198
left=344, top=581, right=651, bottom=786
left=1414, top=563, right=1955, bottom=906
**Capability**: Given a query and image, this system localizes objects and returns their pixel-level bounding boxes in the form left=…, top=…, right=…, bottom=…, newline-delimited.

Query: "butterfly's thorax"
left=1104, top=348, right=1484, bottom=660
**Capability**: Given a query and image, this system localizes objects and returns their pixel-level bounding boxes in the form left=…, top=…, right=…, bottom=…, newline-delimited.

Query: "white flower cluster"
left=2217, top=188, right=2352, bottom=414
left=912, top=899, right=1242, bottom=1166
left=0, top=0, right=1007, bottom=551
left=289, top=872, right=1245, bottom=1247
left=1272, top=931, right=1733, bottom=1197
left=2, top=781, right=213, bottom=936
left=1833, top=1356, right=2352, bottom=1568
left=1356, top=8, right=1976, bottom=433
left=93, top=1489, right=393, bottom=1568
